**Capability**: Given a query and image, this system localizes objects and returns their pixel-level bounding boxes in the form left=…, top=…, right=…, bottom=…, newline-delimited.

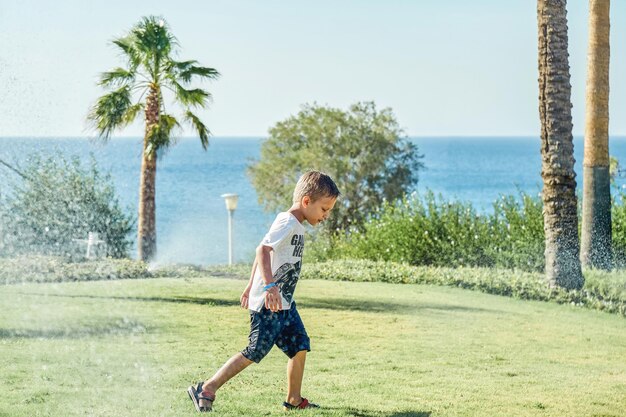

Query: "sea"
left=2, top=136, right=626, bottom=265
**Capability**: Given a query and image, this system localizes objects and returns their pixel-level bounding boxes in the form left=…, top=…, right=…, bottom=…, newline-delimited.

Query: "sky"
left=0, top=0, right=625, bottom=138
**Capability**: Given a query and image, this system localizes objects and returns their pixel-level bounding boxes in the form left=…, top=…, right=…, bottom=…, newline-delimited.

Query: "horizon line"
left=3, top=134, right=626, bottom=140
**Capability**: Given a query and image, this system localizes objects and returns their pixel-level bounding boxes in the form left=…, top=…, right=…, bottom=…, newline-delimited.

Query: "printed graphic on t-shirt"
left=291, top=234, right=304, bottom=257
left=273, top=261, right=301, bottom=304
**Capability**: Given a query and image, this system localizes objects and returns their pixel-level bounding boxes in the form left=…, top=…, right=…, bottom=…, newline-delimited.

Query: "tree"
left=581, top=0, right=612, bottom=269
left=537, top=0, right=584, bottom=289
left=88, top=16, right=219, bottom=261
left=0, top=153, right=133, bottom=258
left=248, top=102, right=423, bottom=233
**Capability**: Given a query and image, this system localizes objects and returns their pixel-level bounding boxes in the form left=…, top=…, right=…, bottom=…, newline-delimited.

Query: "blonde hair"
left=293, top=170, right=340, bottom=203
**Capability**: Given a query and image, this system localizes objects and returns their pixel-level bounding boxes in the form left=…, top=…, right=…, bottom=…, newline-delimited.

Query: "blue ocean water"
left=415, top=136, right=626, bottom=209
left=2, top=136, right=626, bottom=265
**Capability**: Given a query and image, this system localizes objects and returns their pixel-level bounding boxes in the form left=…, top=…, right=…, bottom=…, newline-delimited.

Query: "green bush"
left=303, top=179, right=626, bottom=273
left=0, top=153, right=134, bottom=258
left=352, top=192, right=492, bottom=267
left=612, top=191, right=626, bottom=267
left=309, top=191, right=545, bottom=272
left=489, top=192, right=544, bottom=271
left=248, top=101, right=423, bottom=232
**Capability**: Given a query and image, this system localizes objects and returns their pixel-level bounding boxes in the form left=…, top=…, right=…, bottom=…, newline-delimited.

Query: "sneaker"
left=283, top=397, right=320, bottom=411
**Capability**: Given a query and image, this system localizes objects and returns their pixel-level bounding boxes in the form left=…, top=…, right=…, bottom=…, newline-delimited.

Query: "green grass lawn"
left=1, top=275, right=625, bottom=417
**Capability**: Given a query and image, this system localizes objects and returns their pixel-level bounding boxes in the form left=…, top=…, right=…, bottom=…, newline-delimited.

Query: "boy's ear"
left=302, top=195, right=311, bottom=207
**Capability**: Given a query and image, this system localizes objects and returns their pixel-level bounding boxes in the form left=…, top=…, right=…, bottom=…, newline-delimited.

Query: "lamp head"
left=221, top=193, right=239, bottom=211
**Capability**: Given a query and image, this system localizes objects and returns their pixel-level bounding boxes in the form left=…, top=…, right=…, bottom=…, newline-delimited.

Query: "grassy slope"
left=0, top=276, right=624, bottom=417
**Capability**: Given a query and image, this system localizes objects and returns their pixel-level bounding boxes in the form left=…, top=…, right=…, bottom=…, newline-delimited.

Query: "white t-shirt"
left=248, top=212, right=305, bottom=312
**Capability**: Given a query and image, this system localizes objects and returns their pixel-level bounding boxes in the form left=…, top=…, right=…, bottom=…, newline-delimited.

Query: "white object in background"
left=221, top=194, right=239, bottom=265
left=73, top=232, right=105, bottom=258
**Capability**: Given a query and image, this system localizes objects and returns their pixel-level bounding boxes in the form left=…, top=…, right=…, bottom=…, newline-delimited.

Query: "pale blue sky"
left=1, top=0, right=625, bottom=137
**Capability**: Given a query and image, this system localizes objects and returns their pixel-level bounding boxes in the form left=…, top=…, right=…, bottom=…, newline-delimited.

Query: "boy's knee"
left=241, top=343, right=272, bottom=363
left=288, top=349, right=308, bottom=360
left=284, top=336, right=311, bottom=359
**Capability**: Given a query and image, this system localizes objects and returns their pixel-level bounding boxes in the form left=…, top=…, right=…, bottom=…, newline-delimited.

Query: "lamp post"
left=221, top=193, right=238, bottom=265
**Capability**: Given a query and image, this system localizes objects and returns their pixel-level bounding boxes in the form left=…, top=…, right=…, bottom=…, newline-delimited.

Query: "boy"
left=188, top=170, right=340, bottom=412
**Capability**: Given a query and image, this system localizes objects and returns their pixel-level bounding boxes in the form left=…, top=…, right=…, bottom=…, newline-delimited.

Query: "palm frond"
left=169, top=60, right=197, bottom=71
left=145, top=113, right=181, bottom=158
left=184, top=110, right=210, bottom=149
left=169, top=79, right=211, bottom=108
left=168, top=60, right=220, bottom=83
left=112, top=36, right=141, bottom=68
left=123, top=103, right=144, bottom=125
left=99, top=67, right=136, bottom=87
left=132, top=16, right=176, bottom=63
left=87, top=86, right=133, bottom=140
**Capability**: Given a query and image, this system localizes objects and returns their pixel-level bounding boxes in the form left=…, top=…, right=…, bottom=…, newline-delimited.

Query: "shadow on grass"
left=0, top=318, right=148, bottom=340
left=326, top=407, right=431, bottom=417
left=299, top=296, right=500, bottom=315
left=17, top=292, right=499, bottom=316
left=16, top=292, right=239, bottom=307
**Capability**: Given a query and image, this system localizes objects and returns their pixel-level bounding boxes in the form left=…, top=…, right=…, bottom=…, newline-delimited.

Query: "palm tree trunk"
left=138, top=151, right=157, bottom=261
left=581, top=0, right=611, bottom=269
left=138, top=86, right=159, bottom=261
left=537, top=0, right=584, bottom=289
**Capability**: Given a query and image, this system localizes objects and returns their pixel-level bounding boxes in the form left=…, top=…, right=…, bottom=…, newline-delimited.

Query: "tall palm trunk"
left=581, top=0, right=611, bottom=269
left=138, top=86, right=159, bottom=261
left=537, top=0, right=584, bottom=289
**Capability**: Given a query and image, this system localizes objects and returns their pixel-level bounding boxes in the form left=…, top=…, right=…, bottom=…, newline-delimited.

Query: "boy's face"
left=302, top=195, right=337, bottom=226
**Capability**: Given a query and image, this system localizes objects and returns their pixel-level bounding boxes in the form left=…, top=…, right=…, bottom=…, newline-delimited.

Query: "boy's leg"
left=285, top=350, right=307, bottom=405
left=202, top=353, right=253, bottom=395
left=189, top=354, right=252, bottom=412
left=202, top=306, right=277, bottom=394
left=277, top=303, right=311, bottom=406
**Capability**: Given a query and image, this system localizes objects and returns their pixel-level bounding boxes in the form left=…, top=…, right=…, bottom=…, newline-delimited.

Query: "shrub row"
left=0, top=256, right=251, bottom=285
left=308, top=190, right=626, bottom=272
left=0, top=256, right=151, bottom=284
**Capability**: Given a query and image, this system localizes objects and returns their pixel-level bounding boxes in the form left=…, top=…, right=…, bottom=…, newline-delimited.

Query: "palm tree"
left=537, top=0, right=584, bottom=289
left=88, top=16, right=219, bottom=261
left=581, top=0, right=611, bottom=269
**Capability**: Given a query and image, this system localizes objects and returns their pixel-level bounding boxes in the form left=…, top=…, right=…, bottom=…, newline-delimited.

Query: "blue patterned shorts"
left=241, top=301, right=310, bottom=363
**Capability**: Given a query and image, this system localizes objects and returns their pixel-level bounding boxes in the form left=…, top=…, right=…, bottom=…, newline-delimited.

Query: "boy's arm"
left=240, top=258, right=258, bottom=309
left=256, top=244, right=282, bottom=312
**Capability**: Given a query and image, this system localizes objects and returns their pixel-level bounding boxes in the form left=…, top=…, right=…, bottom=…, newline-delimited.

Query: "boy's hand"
left=264, top=286, right=282, bottom=312
left=240, top=287, right=251, bottom=309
